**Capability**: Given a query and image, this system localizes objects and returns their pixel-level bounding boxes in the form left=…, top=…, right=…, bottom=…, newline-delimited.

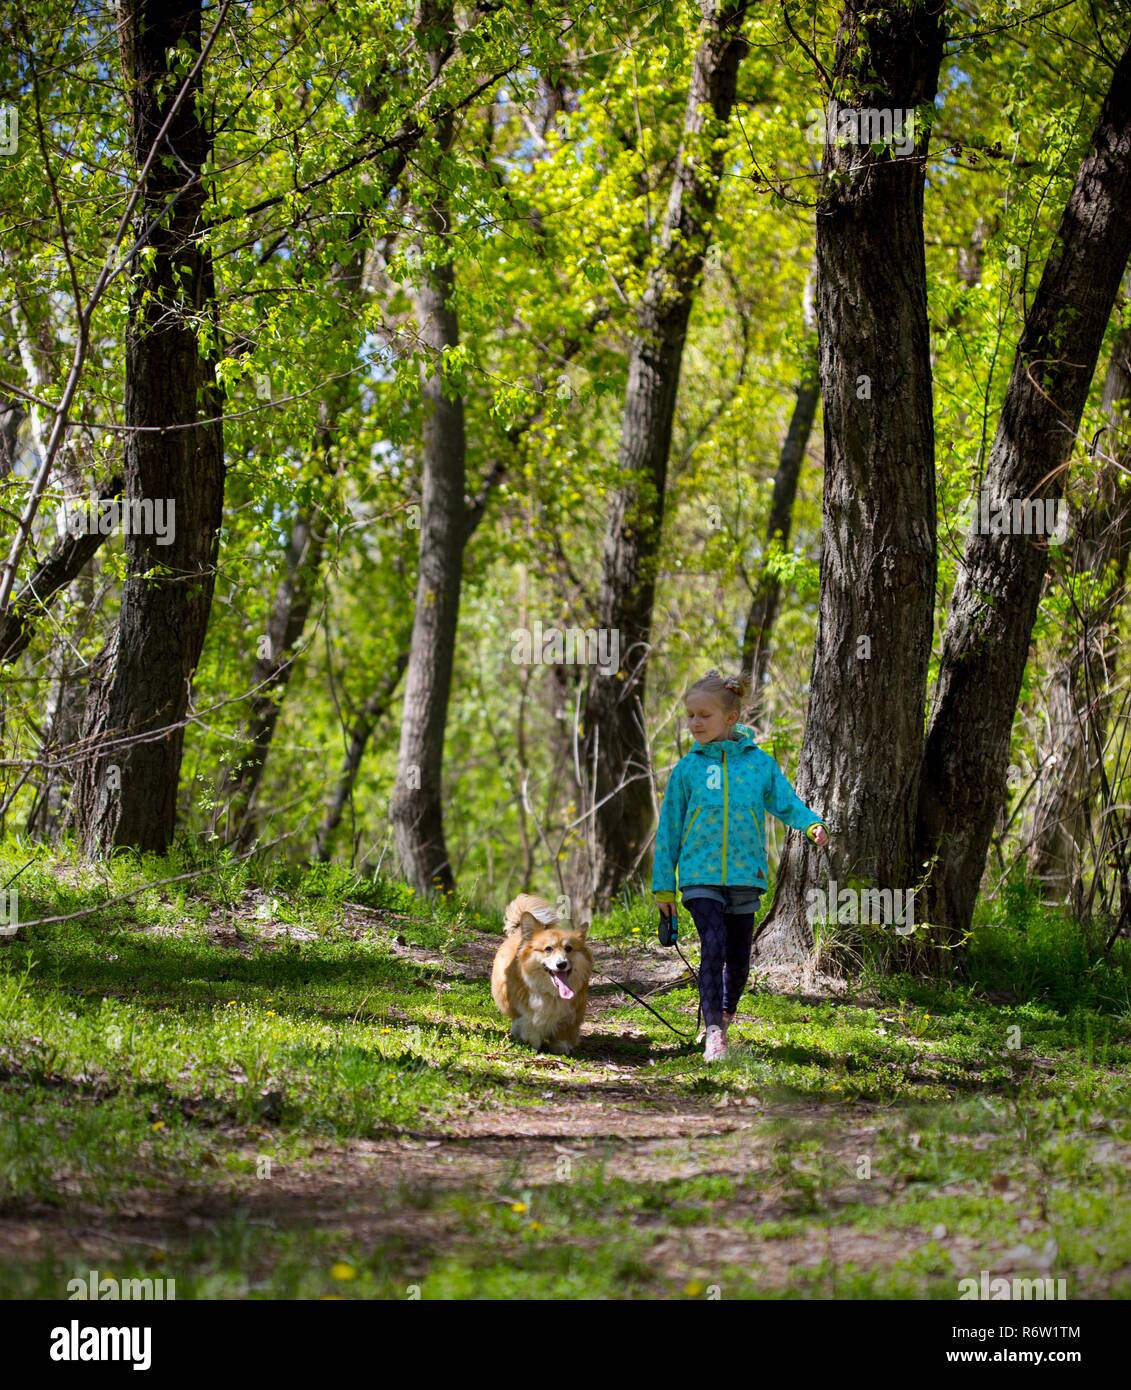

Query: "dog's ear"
left=574, top=917, right=591, bottom=939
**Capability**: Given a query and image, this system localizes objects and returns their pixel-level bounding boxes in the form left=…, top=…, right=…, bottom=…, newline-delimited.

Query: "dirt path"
left=3, top=923, right=935, bottom=1294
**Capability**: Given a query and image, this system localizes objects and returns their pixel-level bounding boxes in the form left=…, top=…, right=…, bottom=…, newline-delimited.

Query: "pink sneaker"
left=704, top=1025, right=727, bottom=1062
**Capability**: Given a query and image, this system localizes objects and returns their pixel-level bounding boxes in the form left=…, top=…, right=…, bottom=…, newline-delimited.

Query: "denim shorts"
left=680, top=884, right=764, bottom=914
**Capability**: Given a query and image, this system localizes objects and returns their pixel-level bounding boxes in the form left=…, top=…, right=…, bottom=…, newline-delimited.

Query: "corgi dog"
left=491, top=894, right=593, bottom=1054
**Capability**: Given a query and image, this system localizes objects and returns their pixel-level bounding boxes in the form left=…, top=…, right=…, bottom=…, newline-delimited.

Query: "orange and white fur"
left=491, top=895, right=593, bottom=1054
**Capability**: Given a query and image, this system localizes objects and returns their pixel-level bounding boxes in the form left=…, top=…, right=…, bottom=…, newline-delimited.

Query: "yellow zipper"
left=681, top=807, right=701, bottom=846
left=721, top=749, right=728, bottom=883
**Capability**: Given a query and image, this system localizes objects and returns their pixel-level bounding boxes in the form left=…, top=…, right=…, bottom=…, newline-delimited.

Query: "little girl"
left=653, top=669, right=829, bottom=1061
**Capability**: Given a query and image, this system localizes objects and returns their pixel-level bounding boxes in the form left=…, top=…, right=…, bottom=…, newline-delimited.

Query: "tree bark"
left=755, top=0, right=945, bottom=964
left=70, top=0, right=225, bottom=856
left=1026, top=321, right=1131, bottom=898
left=915, top=36, right=1131, bottom=941
left=388, top=248, right=466, bottom=892
left=0, top=399, right=23, bottom=477
left=571, top=0, right=751, bottom=912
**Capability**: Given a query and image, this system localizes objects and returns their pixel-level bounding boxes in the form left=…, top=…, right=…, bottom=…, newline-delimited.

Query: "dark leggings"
left=685, top=898, right=756, bottom=1028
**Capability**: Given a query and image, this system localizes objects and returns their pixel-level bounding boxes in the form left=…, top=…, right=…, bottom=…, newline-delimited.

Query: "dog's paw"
left=546, top=1038, right=574, bottom=1056
left=510, top=1019, right=542, bottom=1049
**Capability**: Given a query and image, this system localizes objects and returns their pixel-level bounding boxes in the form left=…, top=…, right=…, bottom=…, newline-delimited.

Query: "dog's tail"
left=503, top=894, right=560, bottom=934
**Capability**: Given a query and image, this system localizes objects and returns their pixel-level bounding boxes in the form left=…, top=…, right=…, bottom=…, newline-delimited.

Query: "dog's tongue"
left=551, top=971, right=574, bottom=1000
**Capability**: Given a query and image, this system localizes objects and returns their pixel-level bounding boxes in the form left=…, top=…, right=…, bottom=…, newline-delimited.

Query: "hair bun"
left=684, top=668, right=749, bottom=710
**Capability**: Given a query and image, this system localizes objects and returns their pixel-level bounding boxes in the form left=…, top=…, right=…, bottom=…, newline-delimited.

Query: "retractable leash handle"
left=658, top=905, right=678, bottom=946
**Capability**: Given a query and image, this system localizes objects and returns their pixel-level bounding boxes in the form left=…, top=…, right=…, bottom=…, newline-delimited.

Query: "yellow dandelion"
left=684, top=1280, right=704, bottom=1296
left=510, top=1201, right=527, bottom=1214
left=330, top=1262, right=356, bottom=1281
left=151, top=1120, right=166, bottom=1132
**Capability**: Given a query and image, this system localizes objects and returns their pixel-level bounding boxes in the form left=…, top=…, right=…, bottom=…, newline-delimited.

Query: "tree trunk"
left=389, top=1, right=466, bottom=894
left=70, top=0, right=225, bottom=856
left=755, top=0, right=945, bottom=964
left=571, top=0, right=750, bottom=912
left=741, top=270, right=819, bottom=725
left=915, top=36, right=1131, bottom=941
left=389, top=239, right=465, bottom=892
left=0, top=400, right=23, bottom=477
left=1026, top=322, right=1131, bottom=897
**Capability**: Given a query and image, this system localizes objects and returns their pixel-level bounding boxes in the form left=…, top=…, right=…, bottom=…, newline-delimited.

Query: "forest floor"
left=1, top=849, right=1130, bottom=1299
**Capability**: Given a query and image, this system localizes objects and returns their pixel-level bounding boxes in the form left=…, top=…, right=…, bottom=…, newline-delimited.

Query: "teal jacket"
left=652, top=724, right=825, bottom=898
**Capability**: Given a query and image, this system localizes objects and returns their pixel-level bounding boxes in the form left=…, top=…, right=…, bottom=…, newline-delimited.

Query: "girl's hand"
left=656, top=900, right=674, bottom=917
left=808, top=824, right=830, bottom=848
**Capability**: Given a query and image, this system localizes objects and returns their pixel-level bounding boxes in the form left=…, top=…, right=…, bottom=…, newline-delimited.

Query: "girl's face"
left=685, top=694, right=738, bottom=745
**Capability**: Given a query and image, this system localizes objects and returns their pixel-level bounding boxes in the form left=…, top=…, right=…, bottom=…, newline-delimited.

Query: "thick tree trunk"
left=70, top=0, right=225, bottom=855
left=1026, top=323, right=1131, bottom=897
left=571, top=0, right=750, bottom=912
left=741, top=272, right=819, bottom=725
left=755, top=0, right=945, bottom=964
left=915, top=37, right=1131, bottom=940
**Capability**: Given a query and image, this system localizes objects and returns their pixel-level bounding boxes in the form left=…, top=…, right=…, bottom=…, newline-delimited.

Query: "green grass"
left=1, top=837, right=1130, bottom=1299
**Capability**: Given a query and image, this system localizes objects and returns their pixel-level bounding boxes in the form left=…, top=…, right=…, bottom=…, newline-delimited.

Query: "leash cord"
left=595, top=938, right=702, bottom=1042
